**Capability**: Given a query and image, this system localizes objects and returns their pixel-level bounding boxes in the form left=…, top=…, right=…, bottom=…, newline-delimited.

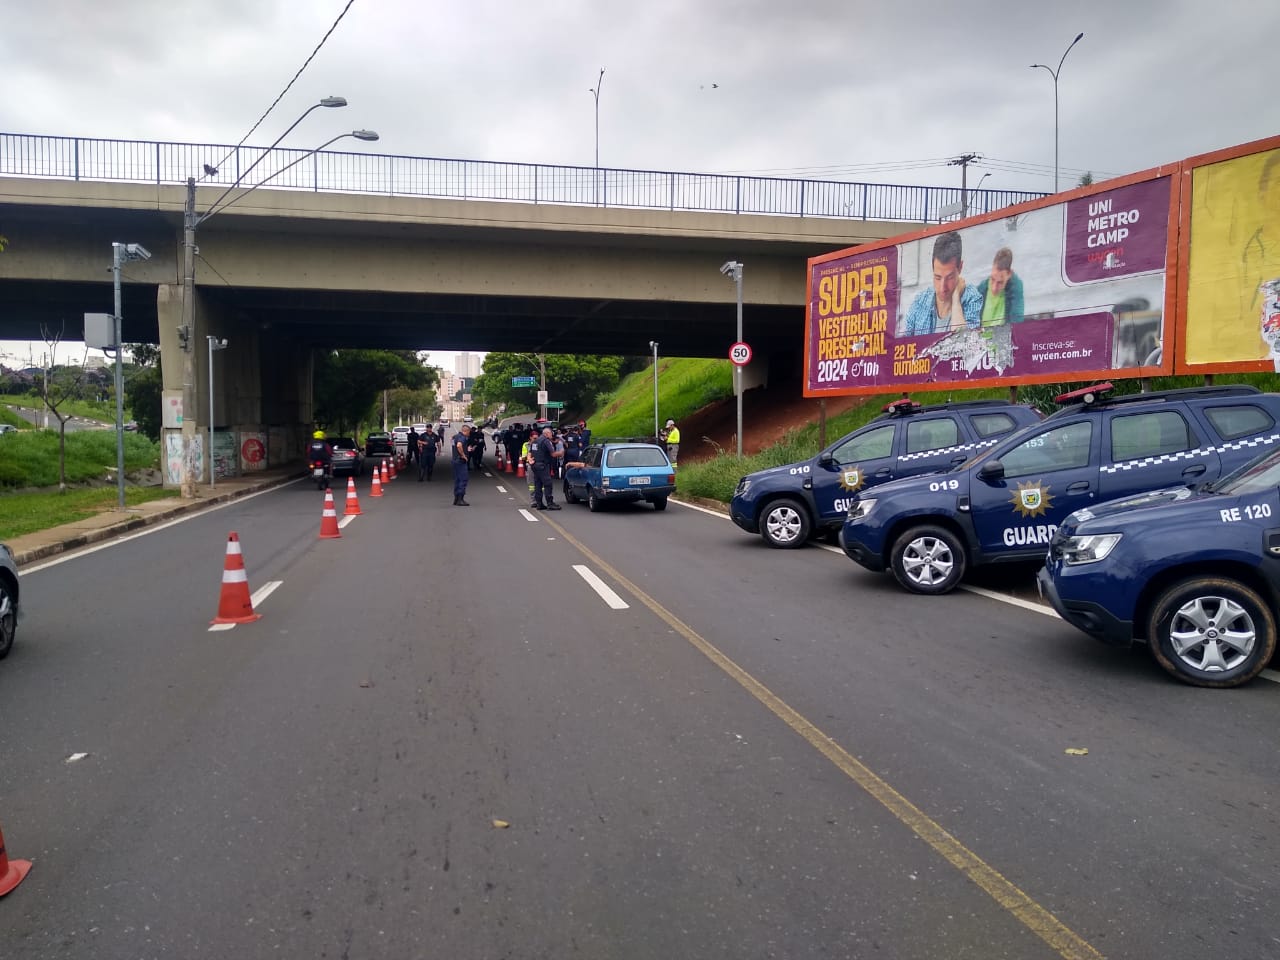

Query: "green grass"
left=674, top=374, right=1280, bottom=503
left=5, top=396, right=128, bottom=425
left=587, top=359, right=733, bottom=438
left=0, top=487, right=178, bottom=541
left=0, top=429, right=160, bottom=489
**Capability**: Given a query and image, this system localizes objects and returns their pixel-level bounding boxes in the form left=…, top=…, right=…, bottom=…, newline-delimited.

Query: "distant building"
left=455, top=352, right=481, bottom=379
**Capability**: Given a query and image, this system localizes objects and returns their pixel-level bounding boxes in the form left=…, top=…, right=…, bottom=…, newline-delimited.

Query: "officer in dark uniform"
left=407, top=427, right=419, bottom=465
left=532, top=427, right=562, bottom=510
left=563, top=424, right=583, bottom=470
left=451, top=424, right=472, bottom=505
left=418, top=425, right=438, bottom=481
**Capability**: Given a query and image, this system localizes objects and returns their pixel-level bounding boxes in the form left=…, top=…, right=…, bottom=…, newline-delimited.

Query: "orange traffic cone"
left=516, top=459, right=525, bottom=478
left=344, top=476, right=362, bottom=516
left=0, top=820, right=32, bottom=897
left=370, top=466, right=383, bottom=498
left=389, top=457, right=398, bottom=480
left=319, top=489, right=342, bottom=539
left=380, top=460, right=389, bottom=484
left=506, top=455, right=514, bottom=474
left=211, top=532, right=261, bottom=625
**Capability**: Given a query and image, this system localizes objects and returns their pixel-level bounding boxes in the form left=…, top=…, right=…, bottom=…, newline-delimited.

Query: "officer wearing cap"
left=663, top=419, right=681, bottom=470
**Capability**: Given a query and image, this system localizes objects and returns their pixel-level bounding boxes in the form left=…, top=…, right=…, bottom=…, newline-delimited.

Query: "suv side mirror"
left=818, top=452, right=835, bottom=466
left=978, top=460, right=1005, bottom=482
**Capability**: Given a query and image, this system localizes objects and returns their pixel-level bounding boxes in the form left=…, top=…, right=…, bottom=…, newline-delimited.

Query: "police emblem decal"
left=838, top=468, right=864, bottom=492
left=1010, top=480, right=1053, bottom=518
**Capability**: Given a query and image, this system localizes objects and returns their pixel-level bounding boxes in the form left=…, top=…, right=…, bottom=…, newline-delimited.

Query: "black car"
left=364, top=431, right=394, bottom=460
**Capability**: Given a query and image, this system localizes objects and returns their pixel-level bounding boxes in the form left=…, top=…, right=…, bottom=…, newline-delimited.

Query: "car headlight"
left=735, top=478, right=750, bottom=496
left=847, top=498, right=877, bottom=521
left=1061, top=533, right=1122, bottom=565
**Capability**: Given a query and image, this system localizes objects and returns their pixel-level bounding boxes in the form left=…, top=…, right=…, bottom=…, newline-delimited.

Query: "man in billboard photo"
left=976, top=247, right=1025, bottom=326
left=902, top=231, right=984, bottom=335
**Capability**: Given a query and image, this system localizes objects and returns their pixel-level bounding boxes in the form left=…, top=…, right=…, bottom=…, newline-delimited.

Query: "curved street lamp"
left=1031, top=32, right=1084, bottom=193
left=176, top=99, right=375, bottom=497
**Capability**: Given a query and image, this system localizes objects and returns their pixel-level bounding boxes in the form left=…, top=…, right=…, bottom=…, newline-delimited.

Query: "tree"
left=1077, top=172, right=1094, bottom=187
left=37, top=323, right=93, bottom=491
left=313, top=349, right=437, bottom=433
left=472, top=353, right=624, bottom=415
left=127, top=342, right=161, bottom=367
left=128, top=366, right=163, bottom=441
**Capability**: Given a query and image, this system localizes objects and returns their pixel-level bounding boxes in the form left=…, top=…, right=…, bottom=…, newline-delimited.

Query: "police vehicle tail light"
left=1061, top=533, right=1122, bottom=565
left=847, top=498, right=877, bottom=521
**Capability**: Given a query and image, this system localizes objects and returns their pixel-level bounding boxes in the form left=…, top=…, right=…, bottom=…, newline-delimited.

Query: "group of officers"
left=313, top=414, right=678, bottom=509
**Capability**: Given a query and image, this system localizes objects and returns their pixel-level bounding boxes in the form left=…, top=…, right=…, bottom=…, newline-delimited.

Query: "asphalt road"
left=1, top=460, right=1277, bottom=959
left=5, top=405, right=113, bottom=432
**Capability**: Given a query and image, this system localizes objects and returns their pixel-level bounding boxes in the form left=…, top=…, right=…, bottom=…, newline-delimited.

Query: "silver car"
left=0, top=542, right=19, bottom=659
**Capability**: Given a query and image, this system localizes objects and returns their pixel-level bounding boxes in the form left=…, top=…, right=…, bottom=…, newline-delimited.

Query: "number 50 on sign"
left=730, top=342, right=752, bottom=366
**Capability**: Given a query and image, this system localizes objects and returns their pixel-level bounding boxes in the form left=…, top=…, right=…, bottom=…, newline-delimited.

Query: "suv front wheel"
left=760, top=498, right=810, bottom=549
left=1147, top=577, right=1277, bottom=688
left=889, top=525, right=966, bottom=595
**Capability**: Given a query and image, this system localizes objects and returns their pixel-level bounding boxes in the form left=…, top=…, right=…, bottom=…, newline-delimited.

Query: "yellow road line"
left=543, top=514, right=1104, bottom=960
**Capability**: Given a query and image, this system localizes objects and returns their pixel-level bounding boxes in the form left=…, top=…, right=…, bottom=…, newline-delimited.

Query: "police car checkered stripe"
left=898, top=437, right=998, bottom=462
left=1099, top=432, right=1280, bottom=474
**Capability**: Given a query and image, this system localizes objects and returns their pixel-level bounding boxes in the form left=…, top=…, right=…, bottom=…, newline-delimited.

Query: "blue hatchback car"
left=1039, top=446, right=1280, bottom=688
left=729, top=398, right=1041, bottom=548
left=563, top=442, right=676, bottom=512
left=841, top=383, right=1280, bottom=595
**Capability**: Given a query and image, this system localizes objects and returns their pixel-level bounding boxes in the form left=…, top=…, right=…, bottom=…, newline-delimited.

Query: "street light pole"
left=111, top=241, right=151, bottom=509
left=648, top=340, right=659, bottom=438
left=589, top=68, right=604, bottom=205
left=720, top=260, right=744, bottom=458
left=207, top=335, right=228, bottom=487
left=1031, top=32, right=1084, bottom=192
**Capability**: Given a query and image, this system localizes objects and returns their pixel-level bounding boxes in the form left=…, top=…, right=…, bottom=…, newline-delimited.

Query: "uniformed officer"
left=418, top=425, right=438, bottom=481
left=532, top=427, right=562, bottom=510
left=451, top=424, right=472, bottom=505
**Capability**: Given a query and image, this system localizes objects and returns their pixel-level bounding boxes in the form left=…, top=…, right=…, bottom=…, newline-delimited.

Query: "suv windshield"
left=1210, top=447, right=1280, bottom=495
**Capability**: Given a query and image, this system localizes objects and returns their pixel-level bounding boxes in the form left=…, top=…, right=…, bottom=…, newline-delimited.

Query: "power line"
left=207, top=0, right=359, bottom=176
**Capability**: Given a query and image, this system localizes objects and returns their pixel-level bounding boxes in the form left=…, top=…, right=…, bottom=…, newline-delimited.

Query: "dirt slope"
left=677, top=383, right=878, bottom=463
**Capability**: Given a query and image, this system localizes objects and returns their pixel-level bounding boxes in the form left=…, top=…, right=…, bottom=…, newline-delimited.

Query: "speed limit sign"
left=729, top=342, right=752, bottom=366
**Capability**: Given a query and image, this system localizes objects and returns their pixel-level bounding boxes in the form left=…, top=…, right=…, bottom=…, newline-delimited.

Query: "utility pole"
left=949, top=153, right=981, bottom=217
left=180, top=177, right=198, bottom=497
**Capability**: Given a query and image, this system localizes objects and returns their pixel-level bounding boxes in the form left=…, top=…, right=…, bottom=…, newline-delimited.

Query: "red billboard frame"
left=1173, top=133, right=1280, bottom=376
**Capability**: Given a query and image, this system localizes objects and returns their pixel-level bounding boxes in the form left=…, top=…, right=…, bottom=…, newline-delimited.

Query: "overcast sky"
left=3, top=0, right=1278, bottom=365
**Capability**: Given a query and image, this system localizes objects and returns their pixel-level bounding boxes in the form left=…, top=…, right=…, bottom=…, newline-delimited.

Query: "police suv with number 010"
left=840, top=383, right=1280, bottom=595
left=729, top=398, right=1042, bottom=549
left=1038, top=445, right=1280, bottom=688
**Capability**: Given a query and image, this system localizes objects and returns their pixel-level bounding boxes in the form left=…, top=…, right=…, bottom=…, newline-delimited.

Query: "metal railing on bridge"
left=0, top=132, right=1045, bottom=223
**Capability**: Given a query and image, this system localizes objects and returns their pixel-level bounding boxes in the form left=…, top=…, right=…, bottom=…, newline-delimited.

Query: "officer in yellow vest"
left=663, top=418, right=681, bottom=470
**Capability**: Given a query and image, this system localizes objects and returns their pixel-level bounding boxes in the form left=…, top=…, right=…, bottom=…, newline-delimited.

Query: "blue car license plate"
left=629, top=476, right=651, bottom=486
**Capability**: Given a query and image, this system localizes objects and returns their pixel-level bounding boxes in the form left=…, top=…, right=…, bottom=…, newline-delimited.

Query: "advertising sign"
left=240, top=432, right=267, bottom=472
left=1177, top=137, right=1280, bottom=373
left=211, top=430, right=238, bottom=480
left=805, top=171, right=1178, bottom=396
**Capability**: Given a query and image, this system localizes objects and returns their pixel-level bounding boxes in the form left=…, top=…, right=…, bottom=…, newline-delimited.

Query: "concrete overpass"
left=0, top=135, right=1041, bottom=484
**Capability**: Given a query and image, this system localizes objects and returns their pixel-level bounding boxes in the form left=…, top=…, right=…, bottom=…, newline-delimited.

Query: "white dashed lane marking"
left=519, top=509, right=540, bottom=522
left=573, top=564, right=629, bottom=610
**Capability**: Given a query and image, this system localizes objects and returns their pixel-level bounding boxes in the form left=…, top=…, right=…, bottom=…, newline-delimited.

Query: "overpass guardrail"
left=0, top=132, right=1045, bottom=223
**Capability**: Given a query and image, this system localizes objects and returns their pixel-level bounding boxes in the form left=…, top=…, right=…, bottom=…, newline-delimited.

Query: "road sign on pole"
left=544, top=401, right=565, bottom=409
left=730, top=342, right=752, bottom=366
left=511, top=376, right=537, bottom=387
left=537, top=390, right=549, bottom=405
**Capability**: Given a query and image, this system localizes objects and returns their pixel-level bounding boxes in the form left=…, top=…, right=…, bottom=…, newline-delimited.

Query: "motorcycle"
left=311, top=461, right=330, bottom=490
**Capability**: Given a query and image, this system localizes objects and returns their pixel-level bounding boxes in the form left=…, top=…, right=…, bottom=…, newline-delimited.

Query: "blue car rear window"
left=606, top=448, right=668, bottom=468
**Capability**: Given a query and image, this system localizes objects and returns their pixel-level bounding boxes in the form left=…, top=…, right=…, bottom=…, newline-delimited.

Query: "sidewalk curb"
left=12, top=473, right=302, bottom=568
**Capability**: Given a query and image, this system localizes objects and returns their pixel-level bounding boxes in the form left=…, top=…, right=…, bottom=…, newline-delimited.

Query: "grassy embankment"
left=0, top=420, right=171, bottom=540
left=586, top=359, right=733, bottom=439
left=587, top=369, right=1280, bottom=505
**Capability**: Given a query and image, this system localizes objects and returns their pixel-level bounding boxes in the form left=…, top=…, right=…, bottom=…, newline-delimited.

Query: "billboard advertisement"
left=805, top=170, right=1178, bottom=396
left=1177, top=137, right=1280, bottom=373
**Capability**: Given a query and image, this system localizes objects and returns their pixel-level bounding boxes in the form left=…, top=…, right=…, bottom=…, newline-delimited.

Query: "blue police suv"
left=730, top=398, right=1041, bottom=548
left=1039, top=447, right=1280, bottom=687
left=841, top=383, right=1280, bottom=595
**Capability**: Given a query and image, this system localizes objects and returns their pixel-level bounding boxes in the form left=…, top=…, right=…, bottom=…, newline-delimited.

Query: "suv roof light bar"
left=1054, top=382, right=1114, bottom=405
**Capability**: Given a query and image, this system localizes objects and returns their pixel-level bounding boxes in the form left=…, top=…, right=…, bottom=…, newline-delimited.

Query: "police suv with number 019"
left=1038, top=445, right=1280, bottom=688
left=840, top=383, right=1280, bottom=595
left=729, top=398, right=1042, bottom=549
